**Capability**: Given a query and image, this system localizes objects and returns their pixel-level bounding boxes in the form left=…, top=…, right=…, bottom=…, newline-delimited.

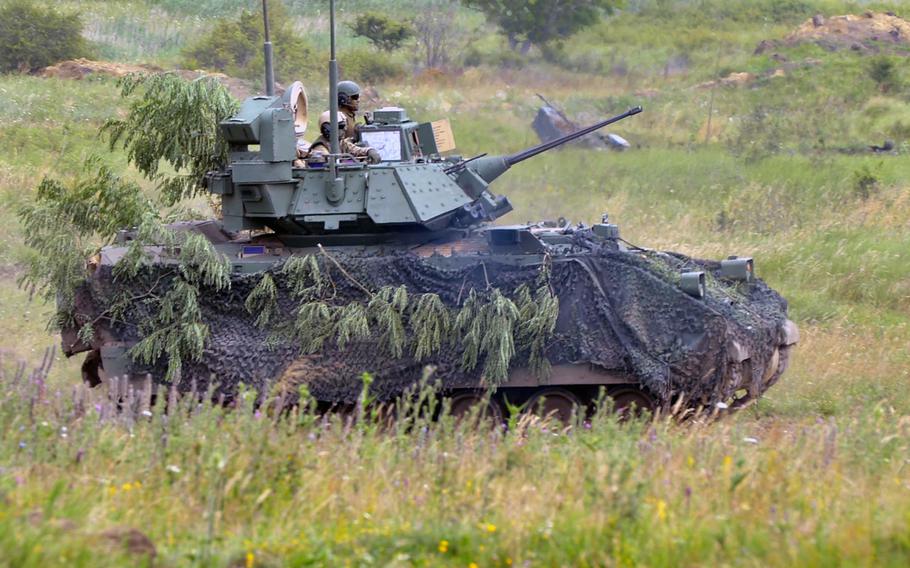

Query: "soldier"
left=304, top=110, right=380, bottom=164
left=337, top=80, right=362, bottom=140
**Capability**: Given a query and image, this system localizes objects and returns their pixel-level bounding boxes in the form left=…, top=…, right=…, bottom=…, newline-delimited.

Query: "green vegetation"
left=349, top=12, right=414, bottom=52
left=16, top=163, right=153, bottom=319
left=1, top=364, right=909, bottom=566
left=0, top=0, right=89, bottom=73
left=102, top=73, right=238, bottom=205
left=180, top=2, right=320, bottom=84
left=1, top=0, right=910, bottom=564
left=466, top=0, right=620, bottom=53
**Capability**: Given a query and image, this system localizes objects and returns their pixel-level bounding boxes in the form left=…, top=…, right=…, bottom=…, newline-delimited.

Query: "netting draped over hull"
left=81, top=230, right=789, bottom=406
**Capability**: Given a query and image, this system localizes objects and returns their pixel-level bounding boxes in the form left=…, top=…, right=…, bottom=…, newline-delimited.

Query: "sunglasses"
left=349, top=94, right=359, bottom=100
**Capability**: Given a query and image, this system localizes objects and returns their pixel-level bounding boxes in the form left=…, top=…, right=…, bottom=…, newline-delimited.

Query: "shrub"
left=338, top=48, right=406, bottom=84
left=0, top=0, right=89, bottom=73
left=180, top=2, right=320, bottom=84
left=463, top=45, right=526, bottom=69
left=465, top=0, right=620, bottom=53
left=852, top=163, right=881, bottom=200
left=350, top=12, right=414, bottom=52
left=868, top=57, right=901, bottom=93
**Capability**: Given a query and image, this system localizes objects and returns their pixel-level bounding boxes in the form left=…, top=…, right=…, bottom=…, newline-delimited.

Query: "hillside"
left=1, top=0, right=909, bottom=565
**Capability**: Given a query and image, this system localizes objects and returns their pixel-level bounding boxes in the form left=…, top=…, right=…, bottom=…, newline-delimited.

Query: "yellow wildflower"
left=107, top=486, right=117, bottom=496
left=486, top=523, right=497, bottom=533
left=246, top=551, right=255, bottom=568
left=723, top=455, right=733, bottom=476
left=121, top=483, right=133, bottom=492
left=438, top=540, right=449, bottom=553
left=506, top=558, right=513, bottom=565
left=469, top=563, right=478, bottom=568
left=656, top=499, right=667, bottom=521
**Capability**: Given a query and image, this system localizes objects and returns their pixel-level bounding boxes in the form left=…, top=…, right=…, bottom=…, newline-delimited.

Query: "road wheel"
left=609, top=388, right=654, bottom=416
left=81, top=350, right=102, bottom=387
left=524, top=388, right=582, bottom=423
left=449, top=392, right=503, bottom=423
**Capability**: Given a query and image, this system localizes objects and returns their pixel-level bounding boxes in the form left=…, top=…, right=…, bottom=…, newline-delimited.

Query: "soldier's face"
left=345, top=93, right=360, bottom=111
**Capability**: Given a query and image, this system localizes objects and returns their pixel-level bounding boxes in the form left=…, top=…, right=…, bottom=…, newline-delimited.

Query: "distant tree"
left=464, top=0, right=620, bottom=53
left=414, top=0, right=466, bottom=68
left=350, top=12, right=414, bottom=52
left=0, top=0, right=89, bottom=73
left=181, top=1, right=320, bottom=85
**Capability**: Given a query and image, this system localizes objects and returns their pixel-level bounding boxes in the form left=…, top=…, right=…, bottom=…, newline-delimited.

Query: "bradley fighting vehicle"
left=61, top=0, right=798, bottom=419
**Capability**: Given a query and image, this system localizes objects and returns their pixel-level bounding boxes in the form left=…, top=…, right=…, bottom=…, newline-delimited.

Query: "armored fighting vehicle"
left=60, top=1, right=798, bottom=420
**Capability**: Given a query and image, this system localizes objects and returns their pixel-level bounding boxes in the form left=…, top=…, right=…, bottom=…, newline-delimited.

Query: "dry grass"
left=0, top=354, right=908, bottom=566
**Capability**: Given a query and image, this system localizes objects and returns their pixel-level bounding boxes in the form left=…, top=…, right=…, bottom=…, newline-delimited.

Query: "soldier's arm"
left=342, top=139, right=380, bottom=164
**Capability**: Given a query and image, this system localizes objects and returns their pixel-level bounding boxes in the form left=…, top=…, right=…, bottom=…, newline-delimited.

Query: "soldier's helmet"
left=318, top=110, right=347, bottom=138
left=337, top=80, right=361, bottom=108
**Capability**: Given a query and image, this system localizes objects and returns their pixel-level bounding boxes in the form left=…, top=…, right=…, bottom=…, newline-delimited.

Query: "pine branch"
left=335, top=303, right=370, bottom=350
left=294, top=301, right=335, bottom=353
left=245, top=273, right=278, bottom=328
left=128, top=279, right=208, bottom=382
left=282, top=255, right=325, bottom=301
left=368, top=286, right=408, bottom=359
left=410, top=293, right=451, bottom=361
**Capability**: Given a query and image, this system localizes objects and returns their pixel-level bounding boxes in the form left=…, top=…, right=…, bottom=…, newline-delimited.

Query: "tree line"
left=0, top=0, right=621, bottom=77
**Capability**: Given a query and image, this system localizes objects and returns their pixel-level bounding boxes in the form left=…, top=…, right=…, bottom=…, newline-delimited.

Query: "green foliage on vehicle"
left=246, top=257, right=560, bottom=386
left=102, top=73, right=239, bottom=205
left=125, top=226, right=232, bottom=381
left=16, top=161, right=154, bottom=326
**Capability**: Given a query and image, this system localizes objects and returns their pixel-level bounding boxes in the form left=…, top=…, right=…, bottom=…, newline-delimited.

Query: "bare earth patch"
left=38, top=58, right=257, bottom=99
left=757, top=12, right=910, bottom=54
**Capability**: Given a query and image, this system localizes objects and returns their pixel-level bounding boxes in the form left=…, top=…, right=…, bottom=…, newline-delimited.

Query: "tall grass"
left=1, top=354, right=908, bottom=566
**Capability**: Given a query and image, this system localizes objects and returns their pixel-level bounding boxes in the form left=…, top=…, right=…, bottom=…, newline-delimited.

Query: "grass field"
left=1, top=0, right=909, bottom=565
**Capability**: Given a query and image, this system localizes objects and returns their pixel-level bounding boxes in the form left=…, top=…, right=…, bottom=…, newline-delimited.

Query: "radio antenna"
left=328, top=0, right=340, bottom=155
left=262, top=0, right=275, bottom=96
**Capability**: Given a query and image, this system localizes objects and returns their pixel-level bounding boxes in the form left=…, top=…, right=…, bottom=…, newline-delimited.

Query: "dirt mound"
left=697, top=71, right=756, bottom=89
left=40, top=58, right=163, bottom=79
left=758, top=12, right=910, bottom=54
left=39, top=58, right=258, bottom=99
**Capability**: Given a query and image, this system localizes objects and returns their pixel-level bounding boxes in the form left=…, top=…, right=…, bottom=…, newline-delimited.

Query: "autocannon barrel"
left=505, top=106, right=642, bottom=167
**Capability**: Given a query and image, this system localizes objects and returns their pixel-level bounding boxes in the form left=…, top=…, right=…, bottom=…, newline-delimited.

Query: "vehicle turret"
left=208, top=89, right=641, bottom=245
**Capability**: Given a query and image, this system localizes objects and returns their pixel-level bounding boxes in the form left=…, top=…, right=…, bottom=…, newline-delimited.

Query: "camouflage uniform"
left=340, top=107, right=358, bottom=141
left=305, top=136, right=378, bottom=163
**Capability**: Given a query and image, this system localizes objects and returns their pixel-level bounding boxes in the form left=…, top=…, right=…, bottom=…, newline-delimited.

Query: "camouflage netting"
left=76, top=229, right=790, bottom=407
